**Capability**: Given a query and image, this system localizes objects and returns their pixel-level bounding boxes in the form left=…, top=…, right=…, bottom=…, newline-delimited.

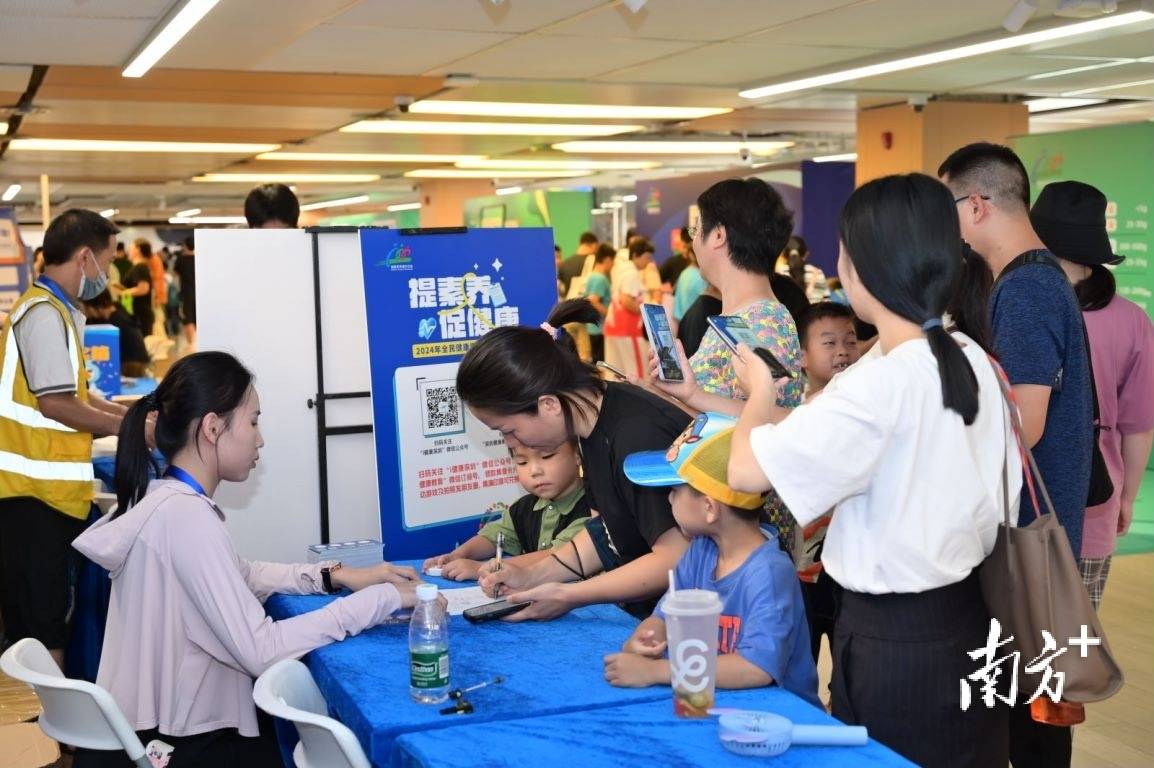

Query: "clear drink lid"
left=416, top=583, right=439, bottom=601
left=662, top=588, right=722, bottom=616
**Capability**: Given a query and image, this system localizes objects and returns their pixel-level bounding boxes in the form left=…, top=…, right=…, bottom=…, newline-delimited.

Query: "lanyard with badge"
left=165, top=466, right=207, bottom=496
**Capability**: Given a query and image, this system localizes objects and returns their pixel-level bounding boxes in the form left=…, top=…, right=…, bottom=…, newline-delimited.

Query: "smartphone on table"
left=463, top=598, right=532, bottom=624
left=706, top=315, right=795, bottom=380
left=640, top=303, right=685, bottom=383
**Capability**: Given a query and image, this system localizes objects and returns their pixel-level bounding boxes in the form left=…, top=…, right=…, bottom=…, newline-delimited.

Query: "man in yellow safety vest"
left=0, top=209, right=131, bottom=667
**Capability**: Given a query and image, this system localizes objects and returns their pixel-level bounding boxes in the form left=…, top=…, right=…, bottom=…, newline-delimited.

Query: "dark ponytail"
left=838, top=174, right=980, bottom=425
left=114, top=351, right=253, bottom=515
left=456, top=298, right=605, bottom=437
left=947, top=242, right=994, bottom=354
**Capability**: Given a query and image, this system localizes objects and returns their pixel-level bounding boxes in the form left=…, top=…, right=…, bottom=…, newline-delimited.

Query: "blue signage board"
left=0, top=206, right=30, bottom=316
left=360, top=227, right=558, bottom=559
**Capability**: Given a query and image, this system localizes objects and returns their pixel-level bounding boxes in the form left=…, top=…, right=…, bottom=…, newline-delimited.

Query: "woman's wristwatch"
left=320, top=562, right=343, bottom=593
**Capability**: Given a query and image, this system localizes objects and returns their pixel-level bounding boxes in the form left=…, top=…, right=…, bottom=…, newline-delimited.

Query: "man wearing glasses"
left=940, top=142, right=1093, bottom=768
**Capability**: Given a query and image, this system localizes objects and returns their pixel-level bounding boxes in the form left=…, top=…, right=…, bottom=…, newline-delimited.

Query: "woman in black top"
left=119, top=240, right=154, bottom=337
left=176, top=236, right=197, bottom=350
left=464, top=300, right=692, bottom=620
left=82, top=290, right=150, bottom=377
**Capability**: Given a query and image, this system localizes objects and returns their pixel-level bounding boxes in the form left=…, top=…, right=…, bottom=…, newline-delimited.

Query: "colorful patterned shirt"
left=689, top=299, right=803, bottom=406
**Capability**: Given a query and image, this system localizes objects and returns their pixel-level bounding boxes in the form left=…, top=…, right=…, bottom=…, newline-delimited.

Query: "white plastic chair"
left=0, top=638, right=150, bottom=767
left=253, top=659, right=370, bottom=768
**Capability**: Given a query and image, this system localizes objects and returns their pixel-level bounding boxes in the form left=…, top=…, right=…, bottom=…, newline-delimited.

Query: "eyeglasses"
left=687, top=224, right=700, bottom=240
left=953, top=194, right=991, bottom=204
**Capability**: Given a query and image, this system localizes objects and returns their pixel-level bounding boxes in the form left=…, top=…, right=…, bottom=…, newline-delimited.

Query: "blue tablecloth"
left=393, top=688, right=915, bottom=768
left=266, top=572, right=668, bottom=766
left=118, top=376, right=158, bottom=398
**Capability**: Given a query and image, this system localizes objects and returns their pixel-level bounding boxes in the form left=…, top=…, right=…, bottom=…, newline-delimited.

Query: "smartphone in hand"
left=640, top=303, right=685, bottom=382
left=595, top=360, right=629, bottom=381
left=706, top=315, right=795, bottom=380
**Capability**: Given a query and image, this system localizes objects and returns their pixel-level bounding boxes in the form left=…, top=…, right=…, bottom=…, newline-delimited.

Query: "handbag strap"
left=989, top=355, right=1061, bottom=524
left=999, top=250, right=1105, bottom=434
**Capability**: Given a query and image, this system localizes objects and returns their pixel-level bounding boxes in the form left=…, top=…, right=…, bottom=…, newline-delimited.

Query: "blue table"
left=267, top=574, right=668, bottom=766
left=393, top=688, right=915, bottom=768
left=268, top=566, right=912, bottom=768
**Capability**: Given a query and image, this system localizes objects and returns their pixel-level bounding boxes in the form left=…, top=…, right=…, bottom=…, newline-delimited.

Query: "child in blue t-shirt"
left=583, top=244, right=615, bottom=362
left=604, top=413, right=819, bottom=707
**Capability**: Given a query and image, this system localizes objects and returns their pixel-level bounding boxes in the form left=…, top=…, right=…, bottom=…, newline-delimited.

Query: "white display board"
left=392, top=361, right=514, bottom=530
left=197, top=229, right=380, bottom=562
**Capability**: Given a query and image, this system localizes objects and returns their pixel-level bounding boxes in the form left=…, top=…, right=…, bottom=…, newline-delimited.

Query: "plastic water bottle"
left=409, top=583, right=449, bottom=704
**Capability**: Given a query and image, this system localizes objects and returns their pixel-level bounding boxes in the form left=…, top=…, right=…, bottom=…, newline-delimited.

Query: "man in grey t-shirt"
left=0, top=209, right=131, bottom=667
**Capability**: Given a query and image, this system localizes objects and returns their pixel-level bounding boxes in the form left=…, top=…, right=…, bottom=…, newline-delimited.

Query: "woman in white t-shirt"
left=728, top=173, right=1021, bottom=768
left=603, top=238, right=658, bottom=378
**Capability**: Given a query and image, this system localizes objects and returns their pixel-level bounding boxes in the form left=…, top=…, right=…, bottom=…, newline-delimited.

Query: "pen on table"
left=492, top=532, right=504, bottom=598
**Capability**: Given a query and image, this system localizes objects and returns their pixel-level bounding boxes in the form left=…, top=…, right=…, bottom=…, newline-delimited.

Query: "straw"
left=668, top=569, right=676, bottom=596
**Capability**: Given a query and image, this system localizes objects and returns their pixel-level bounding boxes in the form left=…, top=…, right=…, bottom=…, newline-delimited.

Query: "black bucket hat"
left=1030, top=180, right=1124, bottom=266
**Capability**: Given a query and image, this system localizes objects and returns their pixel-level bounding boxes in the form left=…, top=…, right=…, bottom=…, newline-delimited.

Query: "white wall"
left=196, top=229, right=380, bottom=562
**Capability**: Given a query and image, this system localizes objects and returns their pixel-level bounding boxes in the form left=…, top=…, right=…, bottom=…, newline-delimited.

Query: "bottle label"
left=410, top=650, right=449, bottom=689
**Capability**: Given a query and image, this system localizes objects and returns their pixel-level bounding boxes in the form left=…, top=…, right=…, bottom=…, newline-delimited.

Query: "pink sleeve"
left=1117, top=313, right=1154, bottom=434
left=238, top=559, right=327, bottom=602
left=169, top=515, right=400, bottom=678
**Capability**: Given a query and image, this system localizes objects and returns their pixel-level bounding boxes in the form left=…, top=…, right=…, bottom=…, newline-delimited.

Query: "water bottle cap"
left=416, top=583, right=439, bottom=601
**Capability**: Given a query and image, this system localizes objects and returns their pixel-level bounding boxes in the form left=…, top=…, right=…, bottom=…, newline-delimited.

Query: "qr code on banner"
left=418, top=378, right=466, bottom=437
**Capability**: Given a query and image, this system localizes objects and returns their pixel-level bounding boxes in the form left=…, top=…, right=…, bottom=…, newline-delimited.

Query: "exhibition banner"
left=360, top=227, right=558, bottom=558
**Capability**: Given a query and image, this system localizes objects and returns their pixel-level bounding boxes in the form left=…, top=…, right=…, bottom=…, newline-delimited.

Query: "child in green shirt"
left=422, top=437, right=589, bottom=581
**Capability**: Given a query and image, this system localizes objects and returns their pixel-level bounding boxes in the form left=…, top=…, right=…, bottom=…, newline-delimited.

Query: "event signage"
left=360, top=227, right=557, bottom=558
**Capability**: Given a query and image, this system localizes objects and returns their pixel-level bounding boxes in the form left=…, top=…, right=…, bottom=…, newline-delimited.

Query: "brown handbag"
left=979, top=358, right=1124, bottom=704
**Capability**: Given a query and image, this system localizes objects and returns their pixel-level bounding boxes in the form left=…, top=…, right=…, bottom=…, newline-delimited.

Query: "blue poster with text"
left=361, top=228, right=558, bottom=559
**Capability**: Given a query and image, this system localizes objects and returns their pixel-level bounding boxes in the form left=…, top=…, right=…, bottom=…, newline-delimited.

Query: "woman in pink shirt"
left=74, top=352, right=420, bottom=766
left=1032, top=181, right=1154, bottom=609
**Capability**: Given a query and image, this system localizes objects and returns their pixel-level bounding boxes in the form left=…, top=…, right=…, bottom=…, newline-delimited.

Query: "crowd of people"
left=0, top=148, right=1151, bottom=767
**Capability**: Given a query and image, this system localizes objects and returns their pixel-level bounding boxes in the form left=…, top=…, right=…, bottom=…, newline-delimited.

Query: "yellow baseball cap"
left=623, top=412, right=765, bottom=510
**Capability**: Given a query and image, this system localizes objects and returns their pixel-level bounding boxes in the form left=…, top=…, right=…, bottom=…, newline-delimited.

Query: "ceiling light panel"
left=192, top=173, right=380, bottom=183
left=258, top=151, right=486, bottom=163
left=553, top=140, right=792, bottom=155
left=404, top=169, right=591, bottom=179
left=299, top=195, right=371, bottom=211
left=455, top=159, right=661, bottom=170
left=342, top=120, right=644, bottom=137
left=408, top=100, right=731, bottom=120
left=123, top=0, right=223, bottom=78
left=739, top=11, right=1154, bottom=99
left=8, top=139, right=280, bottom=154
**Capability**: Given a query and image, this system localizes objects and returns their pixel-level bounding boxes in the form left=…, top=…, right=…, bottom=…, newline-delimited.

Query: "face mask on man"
left=78, top=251, right=109, bottom=300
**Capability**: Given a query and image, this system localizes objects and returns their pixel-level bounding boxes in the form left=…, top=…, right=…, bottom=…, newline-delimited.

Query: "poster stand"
left=303, top=225, right=467, bottom=544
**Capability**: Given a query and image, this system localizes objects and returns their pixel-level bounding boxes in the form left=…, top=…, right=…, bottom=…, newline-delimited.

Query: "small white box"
left=307, top=539, right=384, bottom=567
